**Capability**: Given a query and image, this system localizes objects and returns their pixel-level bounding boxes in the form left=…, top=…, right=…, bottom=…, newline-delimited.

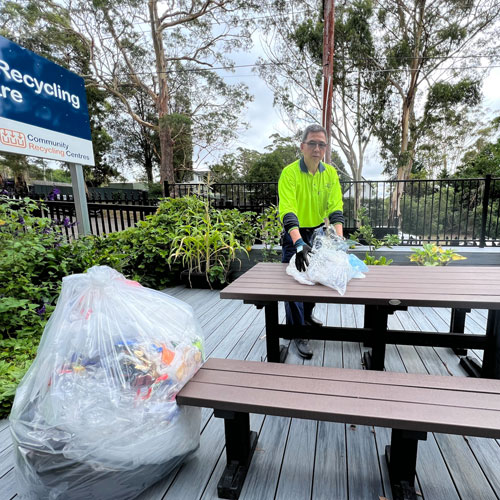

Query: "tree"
left=209, top=154, right=240, bottom=183
left=0, top=154, right=30, bottom=192
left=257, top=1, right=382, bottom=178
left=369, top=0, right=500, bottom=221
left=245, top=151, right=284, bottom=183
left=109, top=90, right=160, bottom=184
left=1, top=1, right=117, bottom=186
left=41, top=0, right=258, bottom=192
left=256, top=0, right=386, bottom=216
left=456, top=116, right=500, bottom=178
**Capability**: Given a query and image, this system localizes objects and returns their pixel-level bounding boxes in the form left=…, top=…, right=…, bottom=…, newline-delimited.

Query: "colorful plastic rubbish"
left=10, top=266, right=205, bottom=500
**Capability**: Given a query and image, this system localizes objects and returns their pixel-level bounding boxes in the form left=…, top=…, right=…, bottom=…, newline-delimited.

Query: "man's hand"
left=294, top=238, right=313, bottom=272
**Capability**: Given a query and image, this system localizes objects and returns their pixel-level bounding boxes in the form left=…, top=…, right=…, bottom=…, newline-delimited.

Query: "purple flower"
left=1, top=189, right=8, bottom=195
left=63, top=216, right=71, bottom=228
left=36, top=304, right=46, bottom=316
left=47, top=188, right=61, bottom=201
left=18, top=216, right=25, bottom=225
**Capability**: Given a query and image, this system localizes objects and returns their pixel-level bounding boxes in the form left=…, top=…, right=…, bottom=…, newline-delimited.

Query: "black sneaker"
left=294, top=339, right=313, bottom=359
left=304, top=316, right=323, bottom=327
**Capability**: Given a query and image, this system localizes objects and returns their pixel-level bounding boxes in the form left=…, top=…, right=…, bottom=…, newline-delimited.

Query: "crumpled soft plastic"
left=9, top=266, right=205, bottom=500
left=286, top=228, right=368, bottom=295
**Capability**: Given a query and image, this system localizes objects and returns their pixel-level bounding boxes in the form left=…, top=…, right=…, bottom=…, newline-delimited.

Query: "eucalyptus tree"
left=51, top=0, right=258, bottom=191
left=256, top=0, right=386, bottom=217
left=370, top=0, right=500, bottom=220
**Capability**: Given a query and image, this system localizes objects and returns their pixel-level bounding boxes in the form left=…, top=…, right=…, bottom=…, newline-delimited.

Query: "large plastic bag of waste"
left=286, top=228, right=368, bottom=295
left=9, top=265, right=205, bottom=500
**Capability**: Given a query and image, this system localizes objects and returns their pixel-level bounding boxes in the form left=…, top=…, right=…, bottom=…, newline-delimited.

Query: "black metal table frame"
left=247, top=301, right=500, bottom=379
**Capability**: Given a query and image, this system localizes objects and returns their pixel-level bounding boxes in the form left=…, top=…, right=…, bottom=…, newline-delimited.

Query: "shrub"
left=409, top=244, right=467, bottom=266
left=350, top=207, right=400, bottom=265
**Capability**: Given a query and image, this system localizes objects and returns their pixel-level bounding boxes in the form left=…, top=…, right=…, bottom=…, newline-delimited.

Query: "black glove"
left=294, top=238, right=313, bottom=272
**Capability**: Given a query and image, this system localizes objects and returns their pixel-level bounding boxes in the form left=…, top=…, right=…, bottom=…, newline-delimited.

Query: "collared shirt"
left=278, top=157, right=343, bottom=229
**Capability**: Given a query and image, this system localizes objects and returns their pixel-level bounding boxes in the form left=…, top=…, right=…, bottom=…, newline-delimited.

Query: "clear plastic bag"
left=10, top=266, right=205, bottom=500
left=286, top=227, right=368, bottom=295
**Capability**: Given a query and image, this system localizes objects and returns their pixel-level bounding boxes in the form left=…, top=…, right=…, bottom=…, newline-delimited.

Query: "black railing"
left=165, top=176, right=500, bottom=247
left=164, top=181, right=278, bottom=213
left=3, top=176, right=499, bottom=245
left=4, top=195, right=157, bottom=240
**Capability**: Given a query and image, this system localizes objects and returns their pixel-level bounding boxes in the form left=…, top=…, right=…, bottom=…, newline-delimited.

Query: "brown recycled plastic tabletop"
left=220, top=263, right=500, bottom=378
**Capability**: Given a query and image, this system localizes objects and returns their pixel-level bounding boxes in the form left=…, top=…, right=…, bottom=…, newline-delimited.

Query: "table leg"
left=480, top=310, right=500, bottom=379
left=265, top=303, right=288, bottom=363
left=385, top=429, right=427, bottom=500
left=363, top=306, right=373, bottom=348
left=363, top=305, right=389, bottom=371
left=450, top=308, right=470, bottom=356
left=214, top=410, right=258, bottom=499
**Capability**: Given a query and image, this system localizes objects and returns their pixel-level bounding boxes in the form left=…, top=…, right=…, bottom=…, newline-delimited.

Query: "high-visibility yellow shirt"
left=278, top=158, right=343, bottom=229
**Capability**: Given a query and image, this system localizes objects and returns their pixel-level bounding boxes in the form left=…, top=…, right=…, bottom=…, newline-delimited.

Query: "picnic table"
left=220, top=263, right=500, bottom=379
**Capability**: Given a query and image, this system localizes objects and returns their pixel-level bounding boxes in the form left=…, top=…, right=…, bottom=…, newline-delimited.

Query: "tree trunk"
left=149, top=0, right=175, bottom=193
left=144, top=153, right=153, bottom=184
left=389, top=0, right=425, bottom=227
left=159, top=125, right=174, bottom=187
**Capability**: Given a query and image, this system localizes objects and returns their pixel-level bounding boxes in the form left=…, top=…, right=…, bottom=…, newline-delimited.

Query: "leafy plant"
left=0, top=196, right=128, bottom=418
left=220, top=209, right=257, bottom=251
left=409, top=244, right=467, bottom=266
left=256, top=205, right=282, bottom=262
left=168, top=197, right=245, bottom=287
left=351, top=207, right=400, bottom=265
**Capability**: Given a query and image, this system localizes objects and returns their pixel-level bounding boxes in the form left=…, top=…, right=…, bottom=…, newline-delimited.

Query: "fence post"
left=480, top=174, right=492, bottom=248
left=164, top=181, right=170, bottom=197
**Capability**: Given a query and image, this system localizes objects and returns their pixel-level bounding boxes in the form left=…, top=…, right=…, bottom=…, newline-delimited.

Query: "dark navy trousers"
left=281, top=229, right=317, bottom=326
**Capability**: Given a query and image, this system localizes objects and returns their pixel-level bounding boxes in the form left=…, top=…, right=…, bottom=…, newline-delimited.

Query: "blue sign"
left=0, top=35, right=94, bottom=165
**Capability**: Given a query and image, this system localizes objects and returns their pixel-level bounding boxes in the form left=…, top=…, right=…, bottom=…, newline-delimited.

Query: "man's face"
left=300, top=131, right=328, bottom=166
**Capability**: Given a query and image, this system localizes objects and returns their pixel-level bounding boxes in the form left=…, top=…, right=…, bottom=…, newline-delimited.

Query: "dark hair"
left=301, top=124, right=327, bottom=143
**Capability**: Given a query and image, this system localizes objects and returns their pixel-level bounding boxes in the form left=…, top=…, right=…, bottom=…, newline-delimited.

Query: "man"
left=278, top=124, right=344, bottom=359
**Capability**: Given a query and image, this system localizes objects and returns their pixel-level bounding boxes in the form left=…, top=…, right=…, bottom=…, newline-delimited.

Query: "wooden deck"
left=1, top=286, right=500, bottom=500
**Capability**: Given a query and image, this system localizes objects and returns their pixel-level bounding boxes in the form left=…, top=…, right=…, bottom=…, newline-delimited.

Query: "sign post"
left=69, top=163, right=91, bottom=235
left=0, top=35, right=95, bottom=236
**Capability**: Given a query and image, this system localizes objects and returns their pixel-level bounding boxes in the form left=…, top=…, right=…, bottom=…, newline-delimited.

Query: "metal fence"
left=4, top=176, right=499, bottom=245
left=4, top=193, right=158, bottom=240
left=166, top=176, right=500, bottom=246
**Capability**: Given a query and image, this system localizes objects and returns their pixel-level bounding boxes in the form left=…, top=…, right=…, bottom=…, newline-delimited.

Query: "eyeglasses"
left=304, top=141, right=327, bottom=149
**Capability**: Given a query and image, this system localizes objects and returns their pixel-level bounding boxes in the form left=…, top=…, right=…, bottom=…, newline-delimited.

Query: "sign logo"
left=0, top=127, right=26, bottom=148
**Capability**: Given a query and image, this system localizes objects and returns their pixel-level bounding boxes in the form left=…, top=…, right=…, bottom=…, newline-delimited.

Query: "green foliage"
left=350, top=207, right=400, bottom=265
left=256, top=205, right=282, bottom=262
left=161, top=112, right=193, bottom=182
left=457, top=136, right=500, bottom=178
left=409, top=244, right=466, bottom=266
left=245, top=151, right=285, bottom=183
left=0, top=196, right=128, bottom=418
left=222, top=209, right=257, bottom=251
left=0, top=195, right=267, bottom=416
left=362, top=254, right=393, bottom=266
left=210, top=154, right=241, bottom=183
left=0, top=336, right=40, bottom=418
left=167, top=198, right=245, bottom=286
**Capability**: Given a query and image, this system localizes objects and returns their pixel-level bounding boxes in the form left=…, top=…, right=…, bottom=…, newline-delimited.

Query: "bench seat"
left=176, top=358, right=500, bottom=500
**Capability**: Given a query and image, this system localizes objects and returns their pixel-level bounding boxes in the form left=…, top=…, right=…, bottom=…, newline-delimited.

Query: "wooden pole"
left=322, top=0, right=335, bottom=164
